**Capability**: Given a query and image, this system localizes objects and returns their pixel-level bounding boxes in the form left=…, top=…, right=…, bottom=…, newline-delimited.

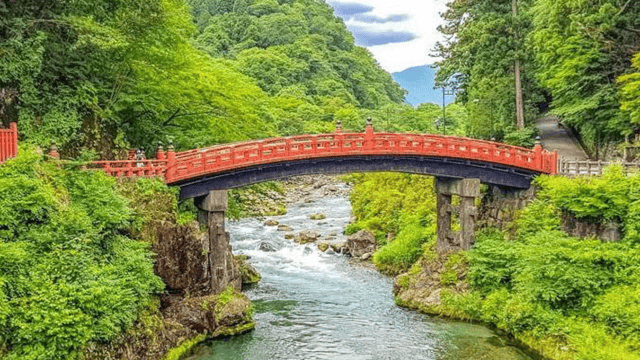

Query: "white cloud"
left=328, top=0, right=449, bottom=73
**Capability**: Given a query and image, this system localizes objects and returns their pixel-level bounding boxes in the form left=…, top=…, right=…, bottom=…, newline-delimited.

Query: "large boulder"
left=294, top=230, right=321, bottom=244
left=346, top=230, right=376, bottom=257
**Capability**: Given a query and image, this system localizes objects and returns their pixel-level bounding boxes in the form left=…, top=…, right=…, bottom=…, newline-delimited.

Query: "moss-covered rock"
left=212, top=287, right=255, bottom=337
left=310, top=213, right=326, bottom=220
left=317, top=242, right=329, bottom=252
left=235, top=255, right=261, bottom=285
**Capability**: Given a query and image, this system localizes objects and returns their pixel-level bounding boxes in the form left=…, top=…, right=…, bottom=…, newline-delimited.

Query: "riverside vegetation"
left=0, top=148, right=256, bottom=360
left=347, top=166, right=640, bottom=360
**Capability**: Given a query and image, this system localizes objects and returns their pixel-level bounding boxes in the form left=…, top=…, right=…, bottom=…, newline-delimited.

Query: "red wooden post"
left=533, top=136, right=543, bottom=171
left=551, top=150, right=559, bottom=175
left=365, top=118, right=374, bottom=150
left=165, top=141, right=176, bottom=182
left=156, top=143, right=165, bottom=160
left=333, top=121, right=343, bottom=154
left=10, top=122, right=17, bottom=158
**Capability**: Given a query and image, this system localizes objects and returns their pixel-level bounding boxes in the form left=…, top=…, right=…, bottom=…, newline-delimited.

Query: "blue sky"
left=327, top=0, right=448, bottom=73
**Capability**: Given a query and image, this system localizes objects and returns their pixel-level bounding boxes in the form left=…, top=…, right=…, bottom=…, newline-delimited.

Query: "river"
left=186, top=185, right=534, bottom=360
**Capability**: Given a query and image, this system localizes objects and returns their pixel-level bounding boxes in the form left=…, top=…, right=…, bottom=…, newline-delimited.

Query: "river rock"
left=317, top=242, right=329, bottom=252
left=361, top=253, right=372, bottom=261
left=329, top=232, right=338, bottom=237
left=310, top=213, right=326, bottom=220
left=284, top=232, right=295, bottom=240
left=259, top=240, right=280, bottom=252
left=277, top=224, right=292, bottom=232
left=235, top=255, right=261, bottom=285
left=264, top=219, right=279, bottom=226
left=330, top=242, right=347, bottom=254
left=346, top=230, right=376, bottom=258
left=303, top=246, right=313, bottom=255
left=295, top=230, right=320, bottom=244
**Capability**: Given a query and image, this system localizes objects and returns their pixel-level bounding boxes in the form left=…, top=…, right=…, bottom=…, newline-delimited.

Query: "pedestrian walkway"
left=536, top=116, right=588, bottom=160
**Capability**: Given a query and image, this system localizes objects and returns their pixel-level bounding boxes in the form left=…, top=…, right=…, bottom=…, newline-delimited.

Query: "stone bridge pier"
left=194, top=190, right=241, bottom=295
left=436, top=177, right=481, bottom=252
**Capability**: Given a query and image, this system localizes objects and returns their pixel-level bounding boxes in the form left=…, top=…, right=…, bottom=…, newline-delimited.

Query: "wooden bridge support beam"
left=436, top=178, right=480, bottom=252
left=194, top=190, right=241, bottom=295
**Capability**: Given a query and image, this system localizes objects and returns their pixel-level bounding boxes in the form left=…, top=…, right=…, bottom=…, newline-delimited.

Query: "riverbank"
left=0, top=149, right=258, bottom=360
left=346, top=170, right=640, bottom=360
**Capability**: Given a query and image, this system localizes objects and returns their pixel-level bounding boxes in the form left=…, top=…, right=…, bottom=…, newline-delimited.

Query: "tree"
left=531, top=0, right=640, bottom=157
left=434, top=0, right=544, bottom=140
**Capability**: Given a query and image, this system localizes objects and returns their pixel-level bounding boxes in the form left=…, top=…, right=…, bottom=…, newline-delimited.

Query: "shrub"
left=0, top=149, right=164, bottom=359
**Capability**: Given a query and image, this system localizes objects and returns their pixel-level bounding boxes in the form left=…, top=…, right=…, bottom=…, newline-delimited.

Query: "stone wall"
left=561, top=213, right=622, bottom=242
left=477, top=186, right=536, bottom=230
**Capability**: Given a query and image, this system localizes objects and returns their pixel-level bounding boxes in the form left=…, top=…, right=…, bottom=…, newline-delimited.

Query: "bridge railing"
left=87, top=159, right=168, bottom=178
left=83, top=122, right=558, bottom=183
left=165, top=128, right=558, bottom=184
left=0, top=123, right=18, bottom=165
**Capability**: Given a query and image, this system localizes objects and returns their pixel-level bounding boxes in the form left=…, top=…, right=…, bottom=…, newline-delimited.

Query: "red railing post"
left=165, top=141, right=176, bottom=183
left=10, top=122, right=17, bottom=158
left=533, top=136, right=543, bottom=171
left=365, top=118, right=374, bottom=150
left=156, top=142, right=165, bottom=160
left=335, top=121, right=344, bottom=154
left=551, top=150, right=559, bottom=175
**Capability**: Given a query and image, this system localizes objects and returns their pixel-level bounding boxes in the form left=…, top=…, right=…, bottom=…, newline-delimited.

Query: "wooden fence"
left=0, top=123, right=18, bottom=164
left=558, top=158, right=640, bottom=177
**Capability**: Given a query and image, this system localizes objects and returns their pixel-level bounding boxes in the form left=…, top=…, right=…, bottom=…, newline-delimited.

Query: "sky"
left=327, top=0, right=449, bottom=74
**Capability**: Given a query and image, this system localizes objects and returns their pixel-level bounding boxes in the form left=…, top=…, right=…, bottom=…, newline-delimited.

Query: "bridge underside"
left=177, top=156, right=538, bottom=199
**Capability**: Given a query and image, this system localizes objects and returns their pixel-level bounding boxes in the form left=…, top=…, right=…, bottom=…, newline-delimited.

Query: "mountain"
left=392, top=65, right=456, bottom=106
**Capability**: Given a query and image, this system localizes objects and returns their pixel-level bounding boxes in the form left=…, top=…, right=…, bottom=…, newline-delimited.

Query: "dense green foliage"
left=0, top=0, right=416, bottom=158
left=460, top=169, right=640, bottom=359
left=346, top=173, right=437, bottom=275
left=349, top=165, right=640, bottom=358
left=436, top=0, right=640, bottom=154
left=531, top=0, right=640, bottom=156
left=0, top=149, right=164, bottom=359
left=0, top=0, right=277, bottom=155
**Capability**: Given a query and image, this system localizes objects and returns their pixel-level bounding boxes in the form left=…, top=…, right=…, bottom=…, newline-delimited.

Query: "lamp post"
left=435, top=85, right=455, bottom=135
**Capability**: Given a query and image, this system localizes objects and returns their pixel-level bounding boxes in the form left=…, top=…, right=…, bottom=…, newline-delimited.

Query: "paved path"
left=536, top=116, right=588, bottom=160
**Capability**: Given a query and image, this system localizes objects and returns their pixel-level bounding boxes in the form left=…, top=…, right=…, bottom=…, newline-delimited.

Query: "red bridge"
left=1, top=121, right=558, bottom=198
left=87, top=121, right=558, bottom=198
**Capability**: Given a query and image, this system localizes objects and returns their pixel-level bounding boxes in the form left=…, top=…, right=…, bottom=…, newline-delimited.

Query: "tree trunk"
left=513, top=0, right=525, bottom=130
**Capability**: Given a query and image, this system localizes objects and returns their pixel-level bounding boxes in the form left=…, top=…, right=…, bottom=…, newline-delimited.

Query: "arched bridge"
left=1, top=120, right=559, bottom=291
left=88, top=121, right=558, bottom=199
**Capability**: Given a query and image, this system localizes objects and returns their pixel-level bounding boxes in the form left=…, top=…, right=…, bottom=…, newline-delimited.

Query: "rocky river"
left=185, top=179, right=536, bottom=360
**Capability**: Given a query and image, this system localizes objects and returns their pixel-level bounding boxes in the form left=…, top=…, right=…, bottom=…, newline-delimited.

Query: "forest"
left=2, top=0, right=640, bottom=359
left=435, top=0, right=640, bottom=157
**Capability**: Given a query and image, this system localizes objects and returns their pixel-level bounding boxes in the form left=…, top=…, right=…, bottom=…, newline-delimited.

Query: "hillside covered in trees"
left=1, top=0, right=421, bottom=159
left=435, top=0, right=640, bottom=157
